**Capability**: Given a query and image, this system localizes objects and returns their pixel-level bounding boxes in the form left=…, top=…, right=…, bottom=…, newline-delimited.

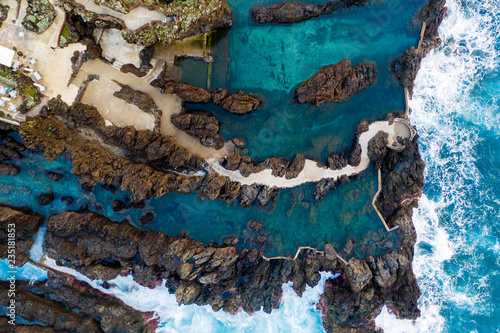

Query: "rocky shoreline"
left=0, top=0, right=448, bottom=332
left=251, top=0, right=368, bottom=24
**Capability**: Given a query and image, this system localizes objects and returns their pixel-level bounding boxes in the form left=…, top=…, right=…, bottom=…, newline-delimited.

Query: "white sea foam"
left=377, top=0, right=500, bottom=331
left=29, top=224, right=47, bottom=262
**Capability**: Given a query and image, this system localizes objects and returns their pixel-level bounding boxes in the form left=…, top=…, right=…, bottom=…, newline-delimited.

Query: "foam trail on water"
left=377, top=0, right=500, bottom=331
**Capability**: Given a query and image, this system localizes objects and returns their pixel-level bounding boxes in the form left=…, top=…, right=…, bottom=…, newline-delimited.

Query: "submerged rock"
left=38, top=193, right=55, bottom=206
left=43, top=210, right=343, bottom=315
left=47, top=171, right=63, bottom=181
left=295, top=58, right=377, bottom=106
left=171, top=111, right=224, bottom=150
left=286, top=154, right=306, bottom=179
left=248, top=220, right=263, bottom=232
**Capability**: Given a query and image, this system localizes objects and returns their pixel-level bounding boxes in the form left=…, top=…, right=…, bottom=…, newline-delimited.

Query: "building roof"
left=0, top=45, right=15, bottom=67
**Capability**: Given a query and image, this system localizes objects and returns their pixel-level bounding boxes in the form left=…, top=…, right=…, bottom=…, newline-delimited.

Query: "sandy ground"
left=74, top=0, right=168, bottom=31
left=208, top=121, right=412, bottom=188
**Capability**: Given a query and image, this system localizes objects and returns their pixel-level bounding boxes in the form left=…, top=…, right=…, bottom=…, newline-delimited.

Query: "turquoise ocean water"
left=2, top=0, right=500, bottom=331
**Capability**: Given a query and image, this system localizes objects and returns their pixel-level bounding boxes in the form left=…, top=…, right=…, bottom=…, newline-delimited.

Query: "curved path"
left=208, top=120, right=411, bottom=188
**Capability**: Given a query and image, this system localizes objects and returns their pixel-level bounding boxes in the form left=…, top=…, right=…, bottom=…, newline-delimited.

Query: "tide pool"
left=170, top=0, right=427, bottom=161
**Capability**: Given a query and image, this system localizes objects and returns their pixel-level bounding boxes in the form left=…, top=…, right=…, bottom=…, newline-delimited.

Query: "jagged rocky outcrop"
left=43, top=209, right=345, bottom=313
left=151, top=65, right=262, bottom=114
left=223, top=152, right=305, bottom=181
left=0, top=204, right=44, bottom=266
left=171, top=110, right=225, bottom=150
left=390, top=0, right=446, bottom=95
left=295, top=58, right=377, bottom=106
left=0, top=133, right=25, bottom=175
left=251, top=1, right=342, bottom=24
left=0, top=271, right=157, bottom=333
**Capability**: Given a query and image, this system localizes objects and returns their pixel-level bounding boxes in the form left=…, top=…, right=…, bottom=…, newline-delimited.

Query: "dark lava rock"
left=251, top=1, right=342, bottom=24
left=112, top=200, right=126, bottom=212
left=327, top=153, right=347, bottom=170
left=224, top=153, right=241, bottom=171
left=248, top=220, right=263, bottom=232
left=343, top=239, right=355, bottom=254
left=267, top=157, right=290, bottom=177
left=61, top=196, right=74, bottom=205
left=47, top=171, right=63, bottom=181
left=152, top=66, right=261, bottom=114
left=0, top=204, right=44, bottom=266
left=420, top=0, right=447, bottom=38
left=286, top=154, right=306, bottom=179
left=164, top=81, right=213, bottom=103
left=256, top=186, right=279, bottom=207
left=239, top=184, right=261, bottom=207
left=0, top=163, right=20, bottom=176
left=389, top=47, right=422, bottom=93
left=218, top=91, right=262, bottom=114
left=139, top=45, right=154, bottom=71
left=171, top=112, right=224, bottom=150
left=0, top=143, right=24, bottom=160
left=38, top=193, right=55, bottom=206
left=232, top=137, right=246, bottom=149
left=254, top=235, right=267, bottom=244
left=348, top=143, right=362, bottom=167
left=101, top=183, right=117, bottom=193
left=367, top=131, right=388, bottom=169
left=3, top=136, right=26, bottom=151
left=295, top=58, right=377, bottom=106
left=139, top=211, right=155, bottom=226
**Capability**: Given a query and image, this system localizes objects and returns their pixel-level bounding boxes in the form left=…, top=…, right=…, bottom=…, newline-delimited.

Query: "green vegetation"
left=22, top=0, right=57, bottom=34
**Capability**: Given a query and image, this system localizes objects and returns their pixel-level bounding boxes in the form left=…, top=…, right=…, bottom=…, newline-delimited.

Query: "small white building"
left=0, top=46, right=15, bottom=67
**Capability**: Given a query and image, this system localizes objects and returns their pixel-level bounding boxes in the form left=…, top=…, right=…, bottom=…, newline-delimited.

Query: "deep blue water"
left=2, top=0, right=500, bottom=332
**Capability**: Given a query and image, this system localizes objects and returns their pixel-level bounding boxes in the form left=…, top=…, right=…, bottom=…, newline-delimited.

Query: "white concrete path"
left=208, top=120, right=408, bottom=188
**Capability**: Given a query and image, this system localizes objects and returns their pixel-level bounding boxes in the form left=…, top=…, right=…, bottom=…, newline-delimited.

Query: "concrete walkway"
left=74, top=0, right=168, bottom=31
left=208, top=120, right=411, bottom=188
